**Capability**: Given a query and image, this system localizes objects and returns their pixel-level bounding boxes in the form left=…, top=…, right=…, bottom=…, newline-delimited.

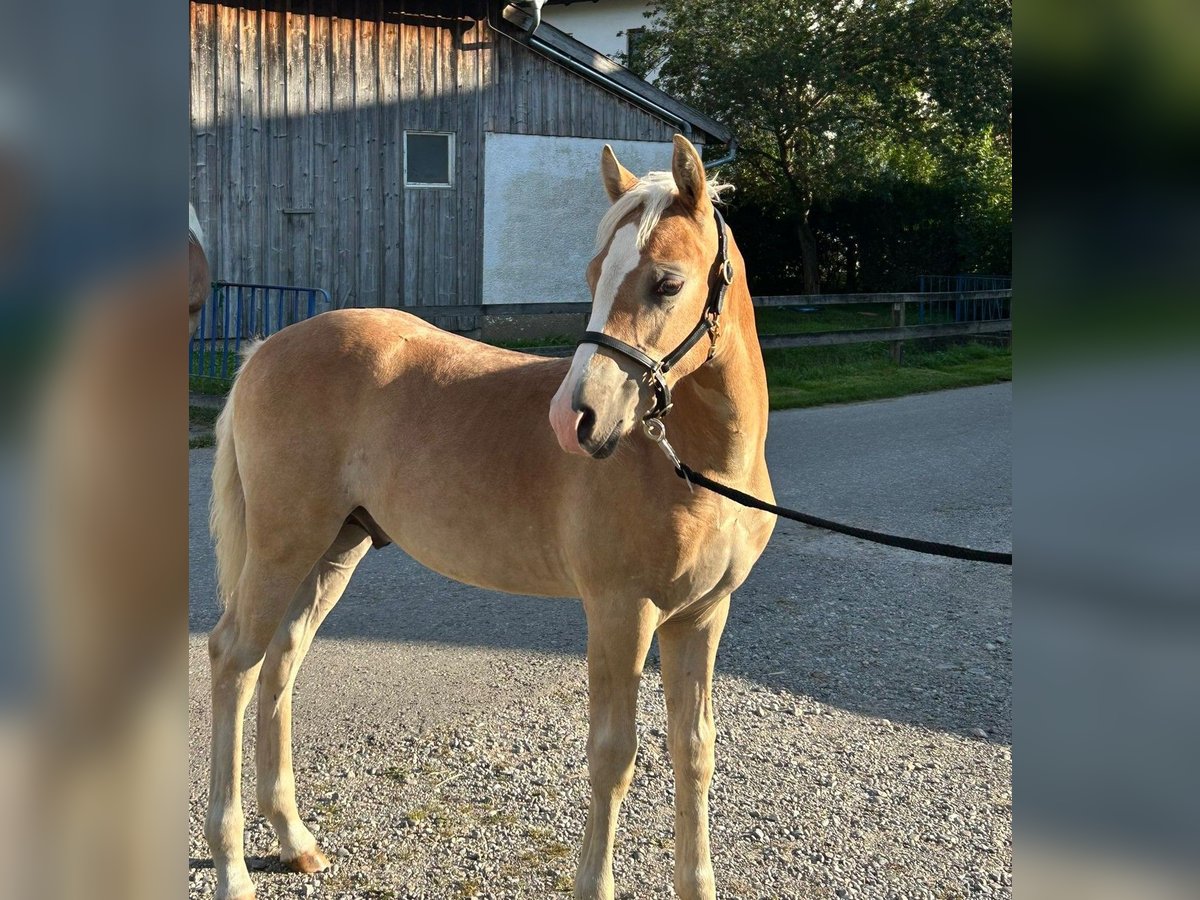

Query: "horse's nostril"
left=576, top=405, right=596, bottom=443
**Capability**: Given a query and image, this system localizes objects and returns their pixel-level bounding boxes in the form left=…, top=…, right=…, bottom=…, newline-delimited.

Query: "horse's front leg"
left=657, top=596, right=730, bottom=900
left=575, top=596, right=660, bottom=900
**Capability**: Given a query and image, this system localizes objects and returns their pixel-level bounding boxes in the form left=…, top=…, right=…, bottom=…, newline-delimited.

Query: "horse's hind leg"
left=657, top=596, right=730, bottom=900
left=256, top=523, right=371, bottom=872
left=206, top=544, right=328, bottom=900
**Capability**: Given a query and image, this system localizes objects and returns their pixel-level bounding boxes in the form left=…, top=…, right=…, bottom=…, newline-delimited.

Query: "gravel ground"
left=188, top=384, right=1012, bottom=900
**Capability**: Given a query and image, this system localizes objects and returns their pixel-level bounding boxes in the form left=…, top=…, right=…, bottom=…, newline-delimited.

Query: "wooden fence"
left=401, top=289, right=1013, bottom=361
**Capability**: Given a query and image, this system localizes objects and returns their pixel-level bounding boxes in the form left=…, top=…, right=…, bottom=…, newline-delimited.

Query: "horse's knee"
left=587, top=725, right=638, bottom=792
left=668, top=725, right=715, bottom=788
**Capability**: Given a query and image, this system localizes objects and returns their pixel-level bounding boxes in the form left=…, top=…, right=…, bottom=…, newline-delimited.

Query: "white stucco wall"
left=541, top=0, right=654, bottom=63
left=482, top=132, right=679, bottom=305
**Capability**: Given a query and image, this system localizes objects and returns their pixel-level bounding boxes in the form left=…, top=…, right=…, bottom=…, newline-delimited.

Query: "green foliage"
left=641, top=0, right=1011, bottom=293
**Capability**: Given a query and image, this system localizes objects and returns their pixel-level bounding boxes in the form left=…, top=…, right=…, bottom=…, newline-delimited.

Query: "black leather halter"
left=577, top=208, right=735, bottom=422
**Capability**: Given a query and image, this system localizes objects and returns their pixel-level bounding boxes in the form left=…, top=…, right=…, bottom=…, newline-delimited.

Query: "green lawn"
left=764, top=340, right=1011, bottom=410
left=189, top=348, right=240, bottom=396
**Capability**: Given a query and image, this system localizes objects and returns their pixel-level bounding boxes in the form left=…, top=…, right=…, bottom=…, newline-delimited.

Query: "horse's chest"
left=575, top=494, right=772, bottom=610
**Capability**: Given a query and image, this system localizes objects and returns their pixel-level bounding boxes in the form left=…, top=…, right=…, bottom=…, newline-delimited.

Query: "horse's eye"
left=655, top=278, right=684, bottom=297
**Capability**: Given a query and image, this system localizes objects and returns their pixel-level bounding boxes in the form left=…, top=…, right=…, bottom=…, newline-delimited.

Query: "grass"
left=189, top=348, right=240, bottom=397
left=755, top=303, right=890, bottom=334
left=764, top=340, right=1011, bottom=410
left=189, top=405, right=220, bottom=427
left=189, top=405, right=219, bottom=449
left=493, top=333, right=576, bottom=349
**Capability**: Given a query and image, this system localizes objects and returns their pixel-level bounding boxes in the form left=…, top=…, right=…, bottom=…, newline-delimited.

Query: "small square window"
left=405, top=131, right=454, bottom=188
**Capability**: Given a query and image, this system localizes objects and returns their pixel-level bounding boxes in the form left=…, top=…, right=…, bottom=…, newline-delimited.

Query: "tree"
left=641, top=0, right=1011, bottom=293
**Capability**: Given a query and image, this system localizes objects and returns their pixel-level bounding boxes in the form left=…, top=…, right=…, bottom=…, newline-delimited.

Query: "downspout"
left=517, top=0, right=543, bottom=33
left=704, top=136, right=737, bottom=171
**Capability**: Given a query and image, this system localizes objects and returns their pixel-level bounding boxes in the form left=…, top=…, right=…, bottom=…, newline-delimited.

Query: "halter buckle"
left=706, top=313, right=722, bottom=362
left=721, top=259, right=735, bottom=285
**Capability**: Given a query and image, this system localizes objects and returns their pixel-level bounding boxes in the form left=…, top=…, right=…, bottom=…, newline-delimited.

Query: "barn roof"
left=498, top=3, right=732, bottom=145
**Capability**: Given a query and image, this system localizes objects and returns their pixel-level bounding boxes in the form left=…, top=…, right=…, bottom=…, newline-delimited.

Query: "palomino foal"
left=205, top=135, right=775, bottom=900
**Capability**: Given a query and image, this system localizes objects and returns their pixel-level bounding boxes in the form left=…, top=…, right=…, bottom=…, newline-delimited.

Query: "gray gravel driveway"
left=188, top=384, right=1012, bottom=900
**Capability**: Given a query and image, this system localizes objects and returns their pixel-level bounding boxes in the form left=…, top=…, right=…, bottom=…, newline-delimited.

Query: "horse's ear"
left=670, top=134, right=710, bottom=214
left=600, top=145, right=638, bottom=203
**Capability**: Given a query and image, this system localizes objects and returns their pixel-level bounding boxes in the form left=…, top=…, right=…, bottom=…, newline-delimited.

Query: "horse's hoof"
left=283, top=847, right=330, bottom=874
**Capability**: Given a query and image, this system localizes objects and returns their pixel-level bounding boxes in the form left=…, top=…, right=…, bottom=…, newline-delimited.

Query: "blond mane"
left=595, top=171, right=733, bottom=252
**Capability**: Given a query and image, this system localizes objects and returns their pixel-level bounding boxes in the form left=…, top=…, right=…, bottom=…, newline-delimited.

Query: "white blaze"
left=560, top=222, right=641, bottom=393
left=548, top=222, right=643, bottom=453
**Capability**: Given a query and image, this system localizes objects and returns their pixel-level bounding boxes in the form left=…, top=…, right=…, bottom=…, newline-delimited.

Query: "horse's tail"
left=209, top=340, right=262, bottom=609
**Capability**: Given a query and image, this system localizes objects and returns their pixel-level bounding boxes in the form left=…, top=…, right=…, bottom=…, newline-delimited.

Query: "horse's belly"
left=378, top=508, right=578, bottom=599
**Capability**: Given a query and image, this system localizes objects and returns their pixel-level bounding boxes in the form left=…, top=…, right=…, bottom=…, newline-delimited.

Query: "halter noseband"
left=577, top=208, right=734, bottom=424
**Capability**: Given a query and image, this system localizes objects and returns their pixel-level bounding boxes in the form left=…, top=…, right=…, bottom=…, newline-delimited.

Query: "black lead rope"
left=674, top=462, right=1014, bottom=566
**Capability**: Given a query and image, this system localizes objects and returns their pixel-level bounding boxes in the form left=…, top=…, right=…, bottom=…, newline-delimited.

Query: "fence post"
left=891, top=300, right=906, bottom=364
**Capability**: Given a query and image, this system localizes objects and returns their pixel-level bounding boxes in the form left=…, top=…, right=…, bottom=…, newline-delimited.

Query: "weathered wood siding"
left=191, top=0, right=680, bottom=310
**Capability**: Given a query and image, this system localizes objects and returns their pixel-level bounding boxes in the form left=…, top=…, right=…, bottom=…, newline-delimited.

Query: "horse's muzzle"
left=549, top=391, right=588, bottom=456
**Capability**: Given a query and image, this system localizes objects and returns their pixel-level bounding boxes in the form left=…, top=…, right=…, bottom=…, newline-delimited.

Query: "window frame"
left=403, top=130, right=455, bottom=189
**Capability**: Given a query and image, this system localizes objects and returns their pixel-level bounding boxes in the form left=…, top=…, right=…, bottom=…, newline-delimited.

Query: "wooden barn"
left=189, top=0, right=730, bottom=326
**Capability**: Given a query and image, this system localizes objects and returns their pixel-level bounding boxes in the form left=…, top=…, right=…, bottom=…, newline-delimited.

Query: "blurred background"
left=1020, top=1, right=1199, bottom=898
left=0, top=1, right=185, bottom=900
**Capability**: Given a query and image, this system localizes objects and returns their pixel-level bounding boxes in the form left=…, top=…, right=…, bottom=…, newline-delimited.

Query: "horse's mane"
left=595, top=170, right=732, bottom=252
left=189, top=203, right=207, bottom=253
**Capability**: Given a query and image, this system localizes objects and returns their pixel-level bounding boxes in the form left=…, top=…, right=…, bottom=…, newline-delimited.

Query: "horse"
left=205, top=135, right=776, bottom=900
left=189, top=203, right=210, bottom=336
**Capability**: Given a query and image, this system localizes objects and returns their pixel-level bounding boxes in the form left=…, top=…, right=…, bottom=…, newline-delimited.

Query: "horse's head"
left=550, top=135, right=730, bottom=459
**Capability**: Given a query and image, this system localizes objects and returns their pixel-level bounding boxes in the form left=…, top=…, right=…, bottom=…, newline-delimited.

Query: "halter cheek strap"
left=577, top=208, right=734, bottom=421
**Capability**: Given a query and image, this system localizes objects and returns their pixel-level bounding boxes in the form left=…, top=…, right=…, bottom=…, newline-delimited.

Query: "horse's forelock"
left=594, top=171, right=732, bottom=255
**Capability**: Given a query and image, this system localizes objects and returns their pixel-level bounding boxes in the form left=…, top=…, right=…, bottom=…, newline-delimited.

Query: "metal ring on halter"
left=641, top=415, right=685, bottom=477
left=642, top=417, right=666, bottom=442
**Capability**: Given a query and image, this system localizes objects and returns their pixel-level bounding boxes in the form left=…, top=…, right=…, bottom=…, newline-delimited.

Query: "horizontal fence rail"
left=397, top=290, right=1012, bottom=358
left=756, top=318, right=1012, bottom=349
left=189, top=287, right=1011, bottom=388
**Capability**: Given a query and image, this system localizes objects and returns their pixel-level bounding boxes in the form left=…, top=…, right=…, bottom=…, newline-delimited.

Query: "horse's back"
left=234, top=308, right=553, bottom=421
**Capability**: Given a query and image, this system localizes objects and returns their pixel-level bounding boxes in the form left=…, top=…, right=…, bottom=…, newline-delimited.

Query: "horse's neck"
left=672, top=319, right=769, bottom=480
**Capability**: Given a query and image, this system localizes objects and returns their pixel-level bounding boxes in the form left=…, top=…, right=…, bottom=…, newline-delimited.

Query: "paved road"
left=188, top=384, right=1012, bottom=899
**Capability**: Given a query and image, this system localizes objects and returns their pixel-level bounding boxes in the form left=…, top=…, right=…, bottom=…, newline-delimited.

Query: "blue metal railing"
left=189, top=282, right=332, bottom=387
left=917, top=274, right=1012, bottom=324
